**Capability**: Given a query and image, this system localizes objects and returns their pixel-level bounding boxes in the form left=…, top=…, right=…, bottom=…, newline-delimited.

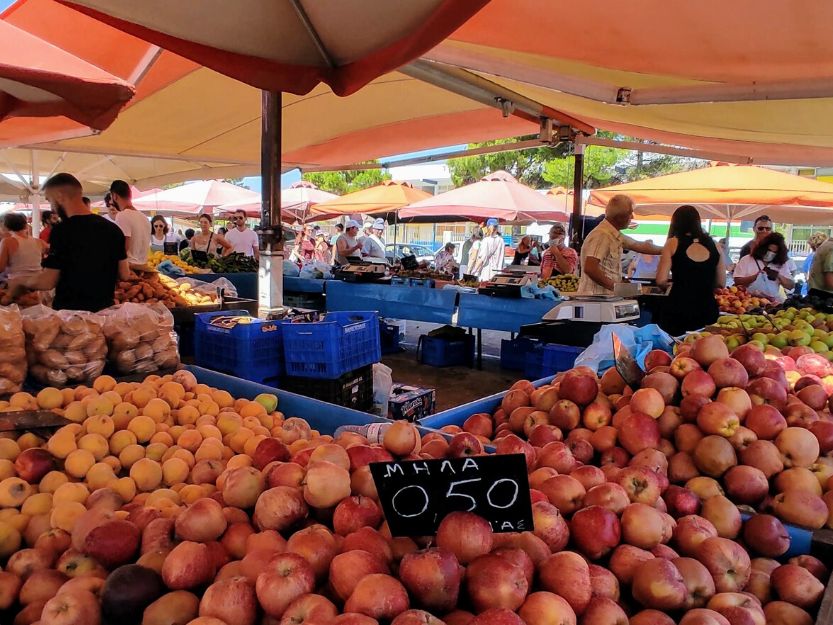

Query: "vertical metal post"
left=258, top=91, right=285, bottom=317
left=30, top=151, right=41, bottom=237
left=569, top=142, right=585, bottom=252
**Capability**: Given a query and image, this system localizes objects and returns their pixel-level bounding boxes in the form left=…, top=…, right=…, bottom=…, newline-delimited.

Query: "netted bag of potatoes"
left=22, top=305, right=106, bottom=387
left=101, top=302, right=179, bottom=374
left=0, top=305, right=26, bottom=394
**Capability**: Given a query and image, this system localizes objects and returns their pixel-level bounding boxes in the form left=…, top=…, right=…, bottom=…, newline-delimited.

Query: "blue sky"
left=0, top=1, right=12, bottom=10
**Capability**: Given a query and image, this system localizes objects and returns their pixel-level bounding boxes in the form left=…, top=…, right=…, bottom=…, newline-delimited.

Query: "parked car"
left=385, top=243, right=435, bottom=264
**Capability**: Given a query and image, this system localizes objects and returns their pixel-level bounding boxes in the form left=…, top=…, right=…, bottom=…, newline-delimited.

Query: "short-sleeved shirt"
left=43, top=214, right=126, bottom=312
left=809, top=239, right=833, bottom=293
left=578, top=218, right=634, bottom=295
left=739, top=240, right=754, bottom=259
left=541, top=246, right=578, bottom=276
left=115, top=207, right=150, bottom=265
left=225, top=227, right=259, bottom=257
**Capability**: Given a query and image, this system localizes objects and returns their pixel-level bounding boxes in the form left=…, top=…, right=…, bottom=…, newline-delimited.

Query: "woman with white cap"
left=362, top=217, right=387, bottom=260
left=333, top=219, right=363, bottom=265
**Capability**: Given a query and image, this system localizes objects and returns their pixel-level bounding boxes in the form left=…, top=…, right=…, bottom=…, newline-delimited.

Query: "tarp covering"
left=588, top=164, right=833, bottom=224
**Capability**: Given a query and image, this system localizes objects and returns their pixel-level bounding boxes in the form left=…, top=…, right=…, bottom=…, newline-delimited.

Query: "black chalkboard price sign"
left=369, top=454, right=533, bottom=537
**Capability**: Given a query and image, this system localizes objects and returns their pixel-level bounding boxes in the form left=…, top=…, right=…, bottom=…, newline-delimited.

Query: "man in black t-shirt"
left=11, top=173, right=130, bottom=312
left=738, top=215, right=773, bottom=259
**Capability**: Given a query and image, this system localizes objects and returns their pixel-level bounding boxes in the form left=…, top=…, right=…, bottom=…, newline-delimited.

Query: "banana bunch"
left=147, top=251, right=203, bottom=274
left=543, top=273, right=579, bottom=292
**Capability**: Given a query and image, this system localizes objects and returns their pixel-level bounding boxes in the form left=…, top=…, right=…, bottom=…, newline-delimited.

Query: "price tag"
left=369, top=454, right=532, bottom=537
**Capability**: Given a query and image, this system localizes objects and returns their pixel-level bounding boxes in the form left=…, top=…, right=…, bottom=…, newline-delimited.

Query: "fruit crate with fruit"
left=281, top=311, right=381, bottom=379
left=281, top=364, right=374, bottom=411
left=194, top=309, right=283, bottom=385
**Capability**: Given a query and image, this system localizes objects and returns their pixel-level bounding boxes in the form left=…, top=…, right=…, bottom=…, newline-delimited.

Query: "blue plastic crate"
left=282, top=311, right=381, bottom=379
left=407, top=278, right=435, bottom=288
left=500, top=337, right=538, bottom=371
left=417, top=334, right=475, bottom=367
left=390, top=276, right=409, bottom=286
left=524, top=342, right=584, bottom=380
left=194, top=310, right=282, bottom=384
left=380, top=321, right=402, bottom=355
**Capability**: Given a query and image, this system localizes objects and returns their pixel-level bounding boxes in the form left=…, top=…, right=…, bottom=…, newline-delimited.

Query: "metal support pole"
left=570, top=142, right=585, bottom=253
left=257, top=91, right=285, bottom=318
left=30, top=151, right=41, bottom=237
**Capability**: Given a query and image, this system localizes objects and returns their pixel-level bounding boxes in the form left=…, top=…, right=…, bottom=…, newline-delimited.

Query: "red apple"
left=343, top=574, right=409, bottom=621
left=695, top=537, right=751, bottom=593
left=682, top=370, right=717, bottom=399
left=329, top=550, right=388, bottom=602
left=436, top=512, right=492, bottom=565
left=531, top=501, right=569, bottom=552
left=198, top=576, right=257, bottom=625
left=538, top=551, right=591, bottom=615
left=398, top=549, right=462, bottom=613
left=631, top=557, right=688, bottom=610
left=732, top=344, right=767, bottom=376
left=14, top=448, right=54, bottom=484
left=465, top=553, right=529, bottom=612
left=569, top=506, right=620, bottom=560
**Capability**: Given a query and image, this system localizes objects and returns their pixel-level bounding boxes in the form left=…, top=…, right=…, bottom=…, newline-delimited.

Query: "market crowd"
left=2, top=174, right=832, bottom=337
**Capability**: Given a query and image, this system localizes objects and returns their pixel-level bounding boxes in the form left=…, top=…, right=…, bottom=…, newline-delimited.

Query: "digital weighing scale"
left=333, top=262, right=388, bottom=283
left=520, top=294, right=642, bottom=346
left=478, top=269, right=537, bottom=298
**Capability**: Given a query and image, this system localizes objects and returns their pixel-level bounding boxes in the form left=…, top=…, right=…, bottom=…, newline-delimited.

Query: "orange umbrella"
left=57, top=0, right=491, bottom=96
left=588, top=164, right=833, bottom=224
left=0, top=19, right=133, bottom=133
left=309, top=181, right=431, bottom=220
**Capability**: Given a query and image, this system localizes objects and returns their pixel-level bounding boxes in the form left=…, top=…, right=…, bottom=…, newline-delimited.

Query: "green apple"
left=770, top=333, right=789, bottom=349
left=811, top=340, right=829, bottom=353
left=823, top=334, right=833, bottom=349
left=746, top=340, right=765, bottom=351
left=751, top=332, right=769, bottom=345
left=788, top=330, right=812, bottom=347
left=254, top=393, right=279, bottom=412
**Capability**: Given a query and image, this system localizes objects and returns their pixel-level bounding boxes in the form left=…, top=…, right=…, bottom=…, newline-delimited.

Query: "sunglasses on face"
left=154, top=224, right=165, bottom=228
left=756, top=226, right=772, bottom=232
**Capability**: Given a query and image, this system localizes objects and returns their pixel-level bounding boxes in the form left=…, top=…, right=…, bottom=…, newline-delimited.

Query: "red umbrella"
left=57, top=0, right=491, bottom=96
left=0, top=19, right=133, bottom=130
left=399, top=171, right=569, bottom=223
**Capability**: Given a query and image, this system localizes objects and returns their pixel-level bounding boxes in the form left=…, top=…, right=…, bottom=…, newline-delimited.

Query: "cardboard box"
left=388, top=383, right=436, bottom=422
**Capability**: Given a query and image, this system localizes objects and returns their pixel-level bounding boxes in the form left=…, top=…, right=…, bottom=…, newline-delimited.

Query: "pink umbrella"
left=90, top=186, right=159, bottom=208
left=217, top=181, right=337, bottom=222
left=132, top=180, right=259, bottom=216
left=399, top=171, right=569, bottom=222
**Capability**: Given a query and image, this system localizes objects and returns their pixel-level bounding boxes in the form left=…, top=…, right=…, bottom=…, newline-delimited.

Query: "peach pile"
left=0, top=353, right=826, bottom=625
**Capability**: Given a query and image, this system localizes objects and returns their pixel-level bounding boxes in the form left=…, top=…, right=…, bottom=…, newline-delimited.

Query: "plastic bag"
left=371, top=362, right=393, bottom=417
left=156, top=259, right=186, bottom=278
left=100, top=303, right=180, bottom=374
left=299, top=261, right=333, bottom=280
left=574, top=323, right=675, bottom=374
left=22, top=305, right=106, bottom=386
left=283, top=260, right=300, bottom=277
left=175, top=276, right=237, bottom=298
left=0, top=305, right=26, bottom=394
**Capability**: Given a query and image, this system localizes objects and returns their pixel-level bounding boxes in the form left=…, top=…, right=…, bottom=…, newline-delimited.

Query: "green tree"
left=447, top=137, right=569, bottom=188
left=302, top=168, right=391, bottom=194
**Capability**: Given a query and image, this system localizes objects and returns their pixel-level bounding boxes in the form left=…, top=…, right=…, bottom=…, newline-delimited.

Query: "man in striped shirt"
left=577, top=195, right=662, bottom=295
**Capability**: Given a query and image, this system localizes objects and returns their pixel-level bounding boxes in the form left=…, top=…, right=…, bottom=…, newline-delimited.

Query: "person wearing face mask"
left=732, top=232, right=794, bottom=302
left=9, top=173, right=129, bottom=312
left=470, top=218, right=506, bottom=281
left=578, top=195, right=662, bottom=295
left=540, top=223, right=578, bottom=280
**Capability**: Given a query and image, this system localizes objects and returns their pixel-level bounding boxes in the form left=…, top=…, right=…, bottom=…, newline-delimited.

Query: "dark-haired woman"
left=189, top=213, right=232, bottom=264
left=732, top=232, right=794, bottom=303
left=656, top=205, right=725, bottom=336
left=0, top=212, right=46, bottom=282
left=149, top=215, right=180, bottom=253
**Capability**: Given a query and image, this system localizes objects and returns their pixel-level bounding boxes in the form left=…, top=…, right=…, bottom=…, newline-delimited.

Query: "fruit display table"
left=188, top=365, right=386, bottom=434
left=200, top=271, right=258, bottom=299
left=457, top=293, right=561, bottom=333
left=325, top=279, right=458, bottom=324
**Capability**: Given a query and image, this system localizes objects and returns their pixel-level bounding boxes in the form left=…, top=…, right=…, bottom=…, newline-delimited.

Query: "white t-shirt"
left=362, top=234, right=385, bottom=259
left=734, top=254, right=793, bottom=301
left=225, top=227, right=259, bottom=257
left=116, top=208, right=151, bottom=265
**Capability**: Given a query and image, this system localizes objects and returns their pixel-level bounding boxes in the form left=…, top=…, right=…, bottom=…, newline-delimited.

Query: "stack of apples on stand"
left=713, top=286, right=777, bottom=314
left=0, top=344, right=828, bottom=624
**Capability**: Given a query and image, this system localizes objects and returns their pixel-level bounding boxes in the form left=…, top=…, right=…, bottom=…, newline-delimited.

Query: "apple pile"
left=0, top=359, right=828, bottom=625
left=714, top=286, right=777, bottom=314
left=699, top=305, right=833, bottom=357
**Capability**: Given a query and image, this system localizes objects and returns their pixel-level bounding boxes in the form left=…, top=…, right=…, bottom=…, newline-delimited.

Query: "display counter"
left=187, top=365, right=386, bottom=435
left=457, top=293, right=559, bottom=333
left=325, top=280, right=457, bottom=324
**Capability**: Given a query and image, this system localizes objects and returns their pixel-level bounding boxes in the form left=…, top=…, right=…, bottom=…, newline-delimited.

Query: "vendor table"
left=325, top=280, right=457, bottom=324
left=201, top=272, right=257, bottom=299
left=457, top=294, right=559, bottom=367
left=284, top=276, right=326, bottom=294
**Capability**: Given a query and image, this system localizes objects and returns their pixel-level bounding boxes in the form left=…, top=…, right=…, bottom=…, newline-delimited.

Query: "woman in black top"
left=656, top=205, right=726, bottom=336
